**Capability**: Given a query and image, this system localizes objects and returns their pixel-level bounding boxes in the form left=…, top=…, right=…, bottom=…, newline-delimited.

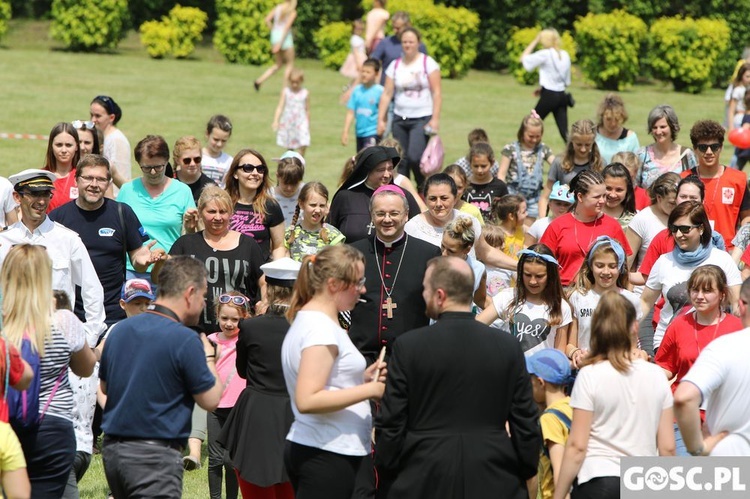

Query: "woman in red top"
left=540, top=170, right=631, bottom=286
left=654, top=265, right=741, bottom=456
left=43, top=122, right=81, bottom=212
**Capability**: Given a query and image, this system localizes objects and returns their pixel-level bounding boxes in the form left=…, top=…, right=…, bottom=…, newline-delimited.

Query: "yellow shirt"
left=458, top=202, right=485, bottom=226
left=538, top=397, right=572, bottom=499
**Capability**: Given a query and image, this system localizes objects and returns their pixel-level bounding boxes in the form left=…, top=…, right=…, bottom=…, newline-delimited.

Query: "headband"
left=517, top=249, right=560, bottom=267
left=588, top=236, right=626, bottom=270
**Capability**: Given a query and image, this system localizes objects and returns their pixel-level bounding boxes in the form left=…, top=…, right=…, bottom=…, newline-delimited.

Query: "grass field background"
left=0, top=19, right=734, bottom=498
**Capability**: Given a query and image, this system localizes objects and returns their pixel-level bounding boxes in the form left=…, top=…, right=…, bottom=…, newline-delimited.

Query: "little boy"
left=270, top=150, right=306, bottom=226
left=341, top=59, right=384, bottom=152
left=527, top=348, right=573, bottom=499
left=201, top=114, right=234, bottom=188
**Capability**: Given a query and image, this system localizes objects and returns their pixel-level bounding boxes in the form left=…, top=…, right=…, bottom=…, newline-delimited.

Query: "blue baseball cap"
left=526, top=348, right=571, bottom=385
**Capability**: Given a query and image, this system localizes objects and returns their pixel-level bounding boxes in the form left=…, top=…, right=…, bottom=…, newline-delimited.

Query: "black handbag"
left=565, top=92, right=575, bottom=108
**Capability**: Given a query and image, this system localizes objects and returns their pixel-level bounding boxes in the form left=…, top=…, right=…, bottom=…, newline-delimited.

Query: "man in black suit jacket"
left=375, top=256, right=541, bottom=499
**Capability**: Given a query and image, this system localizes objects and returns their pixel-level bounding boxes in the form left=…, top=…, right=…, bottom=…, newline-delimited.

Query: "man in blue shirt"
left=100, top=256, right=222, bottom=498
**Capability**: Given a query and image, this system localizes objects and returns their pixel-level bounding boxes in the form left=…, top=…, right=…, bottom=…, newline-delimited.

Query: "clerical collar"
left=376, top=233, right=405, bottom=248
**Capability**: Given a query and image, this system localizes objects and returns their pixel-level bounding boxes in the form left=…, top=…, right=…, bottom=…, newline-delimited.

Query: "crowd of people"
left=3, top=3, right=750, bottom=499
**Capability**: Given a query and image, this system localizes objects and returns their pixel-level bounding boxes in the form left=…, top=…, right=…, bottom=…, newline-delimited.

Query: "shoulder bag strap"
left=39, top=366, right=67, bottom=423
left=117, top=202, right=127, bottom=278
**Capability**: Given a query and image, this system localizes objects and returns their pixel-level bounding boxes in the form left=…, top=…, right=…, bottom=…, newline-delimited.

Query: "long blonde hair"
left=1, top=245, right=53, bottom=355
left=286, top=245, right=364, bottom=322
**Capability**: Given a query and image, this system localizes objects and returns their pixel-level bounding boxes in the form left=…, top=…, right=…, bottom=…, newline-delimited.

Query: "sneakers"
left=182, top=455, right=201, bottom=471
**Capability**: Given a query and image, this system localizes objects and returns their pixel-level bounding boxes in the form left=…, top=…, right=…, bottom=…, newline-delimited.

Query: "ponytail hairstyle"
left=287, top=245, right=365, bottom=322
left=602, top=162, right=636, bottom=214
left=571, top=236, right=630, bottom=295
left=562, top=119, right=603, bottom=173
left=286, top=182, right=331, bottom=246
left=569, top=169, right=605, bottom=212
left=469, top=142, right=495, bottom=166
left=648, top=171, right=680, bottom=205
left=443, top=216, right=476, bottom=253
left=337, top=156, right=356, bottom=188
left=507, top=243, right=565, bottom=326
left=517, top=112, right=545, bottom=143
left=582, top=291, right=636, bottom=373
left=491, top=193, right=525, bottom=225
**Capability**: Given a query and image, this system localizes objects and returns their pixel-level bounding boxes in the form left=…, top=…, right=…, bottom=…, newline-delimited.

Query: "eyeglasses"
left=669, top=224, right=701, bottom=234
left=71, top=120, right=95, bottom=130
left=78, top=175, right=110, bottom=185
left=140, top=163, right=167, bottom=173
left=355, top=277, right=366, bottom=288
left=373, top=211, right=403, bottom=219
left=21, top=191, right=53, bottom=200
left=181, top=156, right=202, bottom=166
left=218, top=294, right=249, bottom=307
left=696, top=143, right=722, bottom=153
left=238, top=164, right=267, bottom=174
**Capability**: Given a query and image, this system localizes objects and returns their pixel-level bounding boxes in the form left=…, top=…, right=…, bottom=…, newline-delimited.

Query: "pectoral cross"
left=367, top=221, right=376, bottom=235
left=382, top=296, right=398, bottom=319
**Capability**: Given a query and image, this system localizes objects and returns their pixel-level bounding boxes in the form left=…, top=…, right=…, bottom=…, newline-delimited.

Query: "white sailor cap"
left=10, top=169, right=56, bottom=192
left=260, top=257, right=301, bottom=287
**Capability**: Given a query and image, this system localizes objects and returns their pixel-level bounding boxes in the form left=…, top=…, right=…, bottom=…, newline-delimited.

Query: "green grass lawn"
left=0, top=19, right=732, bottom=193
left=0, top=18, right=734, bottom=498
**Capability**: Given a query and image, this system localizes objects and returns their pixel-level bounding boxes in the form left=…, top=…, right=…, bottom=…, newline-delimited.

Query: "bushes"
left=140, top=5, right=208, bottom=58
left=50, top=0, right=130, bottom=51
left=647, top=17, right=730, bottom=94
left=0, top=0, right=10, bottom=41
left=317, top=0, right=479, bottom=78
left=213, top=0, right=275, bottom=65
left=313, top=21, right=352, bottom=70
left=574, top=10, right=647, bottom=90
left=506, top=27, right=577, bottom=86
left=294, top=1, right=344, bottom=59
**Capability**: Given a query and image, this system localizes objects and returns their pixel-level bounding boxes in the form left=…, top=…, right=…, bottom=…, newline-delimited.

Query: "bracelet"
left=206, top=355, right=216, bottom=359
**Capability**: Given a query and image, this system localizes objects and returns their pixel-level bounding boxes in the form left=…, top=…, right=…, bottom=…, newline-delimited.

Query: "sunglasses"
left=218, top=294, right=249, bottom=307
left=669, top=224, right=701, bottom=235
left=140, top=163, right=167, bottom=173
left=238, top=164, right=267, bottom=174
left=72, top=120, right=95, bottom=130
left=181, top=156, right=202, bottom=166
left=695, top=143, right=722, bottom=153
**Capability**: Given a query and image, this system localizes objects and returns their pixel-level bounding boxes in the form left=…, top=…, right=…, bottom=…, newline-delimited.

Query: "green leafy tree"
left=50, top=0, right=130, bottom=51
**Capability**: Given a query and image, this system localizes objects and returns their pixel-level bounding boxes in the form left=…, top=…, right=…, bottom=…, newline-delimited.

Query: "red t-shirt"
left=681, top=167, right=750, bottom=250
left=539, top=212, right=632, bottom=286
left=638, top=228, right=673, bottom=278
left=46, top=169, right=78, bottom=213
left=635, top=187, right=651, bottom=211
left=0, top=341, right=25, bottom=423
left=741, top=244, right=750, bottom=269
left=655, top=312, right=742, bottom=396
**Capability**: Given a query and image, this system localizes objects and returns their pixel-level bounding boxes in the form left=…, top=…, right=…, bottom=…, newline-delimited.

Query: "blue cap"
left=549, top=181, right=574, bottom=203
left=526, top=348, right=571, bottom=385
left=121, top=278, right=155, bottom=303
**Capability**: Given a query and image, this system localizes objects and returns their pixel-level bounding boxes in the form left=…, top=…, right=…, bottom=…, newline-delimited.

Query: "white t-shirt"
left=385, top=54, right=440, bottom=118
left=270, top=184, right=304, bottom=227
left=568, top=288, right=642, bottom=351
left=645, top=248, right=742, bottom=348
left=201, top=151, right=233, bottom=188
left=103, top=128, right=132, bottom=196
left=0, top=176, right=18, bottom=227
left=490, top=288, right=572, bottom=356
left=521, top=48, right=571, bottom=92
left=281, top=310, right=371, bottom=456
left=572, top=359, right=672, bottom=483
left=627, top=207, right=666, bottom=268
left=682, top=328, right=750, bottom=456
left=527, top=216, right=552, bottom=242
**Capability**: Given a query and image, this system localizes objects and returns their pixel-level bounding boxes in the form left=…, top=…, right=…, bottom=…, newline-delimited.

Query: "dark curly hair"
left=689, top=120, right=725, bottom=149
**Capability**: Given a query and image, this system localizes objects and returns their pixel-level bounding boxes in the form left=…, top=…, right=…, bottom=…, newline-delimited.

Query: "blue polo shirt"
left=347, top=83, right=384, bottom=138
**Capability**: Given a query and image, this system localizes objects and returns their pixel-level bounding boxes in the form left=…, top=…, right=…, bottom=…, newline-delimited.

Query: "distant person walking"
left=254, top=0, right=297, bottom=91
left=521, top=29, right=571, bottom=142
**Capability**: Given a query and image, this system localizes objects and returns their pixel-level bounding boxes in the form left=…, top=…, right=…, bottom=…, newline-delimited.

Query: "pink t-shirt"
left=207, top=332, right=244, bottom=408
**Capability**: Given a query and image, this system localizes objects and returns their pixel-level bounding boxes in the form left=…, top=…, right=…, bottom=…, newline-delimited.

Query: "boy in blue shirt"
left=341, top=58, right=384, bottom=152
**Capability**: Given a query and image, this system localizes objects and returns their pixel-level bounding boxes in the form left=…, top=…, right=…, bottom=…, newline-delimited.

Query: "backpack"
left=420, top=134, right=444, bottom=176
left=5, top=335, right=42, bottom=431
left=5, top=334, right=64, bottom=432
left=541, top=407, right=571, bottom=458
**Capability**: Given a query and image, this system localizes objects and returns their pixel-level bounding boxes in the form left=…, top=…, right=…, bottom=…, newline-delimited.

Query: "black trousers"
left=573, top=476, right=620, bottom=499
left=535, top=87, right=569, bottom=142
left=284, top=441, right=363, bottom=499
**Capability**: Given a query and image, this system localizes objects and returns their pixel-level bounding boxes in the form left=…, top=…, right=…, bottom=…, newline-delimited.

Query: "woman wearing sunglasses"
left=90, top=95, right=131, bottom=195
left=116, top=135, right=198, bottom=283
left=640, top=201, right=741, bottom=356
left=173, top=136, right=217, bottom=204
left=225, top=148, right=287, bottom=261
